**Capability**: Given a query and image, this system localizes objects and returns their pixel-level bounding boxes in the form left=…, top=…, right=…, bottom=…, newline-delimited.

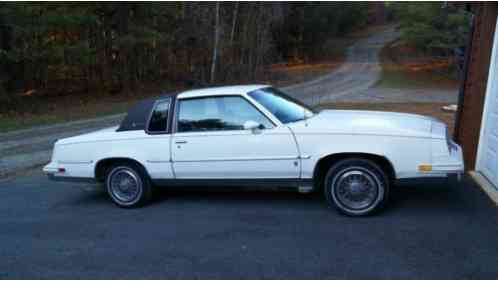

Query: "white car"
left=43, top=85, right=464, bottom=216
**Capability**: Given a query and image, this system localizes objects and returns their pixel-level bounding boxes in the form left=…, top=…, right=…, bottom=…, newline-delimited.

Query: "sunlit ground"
left=375, top=41, right=460, bottom=90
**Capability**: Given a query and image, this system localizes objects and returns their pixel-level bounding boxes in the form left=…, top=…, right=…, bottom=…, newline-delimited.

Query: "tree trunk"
left=230, top=2, right=238, bottom=44
left=0, top=11, right=12, bottom=95
left=210, top=2, right=220, bottom=83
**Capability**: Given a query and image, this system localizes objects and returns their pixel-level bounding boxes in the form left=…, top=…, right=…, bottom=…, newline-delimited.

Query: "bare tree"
left=0, top=2, right=370, bottom=107
left=230, top=1, right=239, bottom=44
left=210, top=2, right=220, bottom=83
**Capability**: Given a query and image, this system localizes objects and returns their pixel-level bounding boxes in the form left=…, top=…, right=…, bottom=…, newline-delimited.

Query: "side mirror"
left=243, top=120, right=263, bottom=132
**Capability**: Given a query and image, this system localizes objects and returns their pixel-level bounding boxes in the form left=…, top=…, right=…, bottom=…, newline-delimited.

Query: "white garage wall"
left=476, top=15, right=498, bottom=189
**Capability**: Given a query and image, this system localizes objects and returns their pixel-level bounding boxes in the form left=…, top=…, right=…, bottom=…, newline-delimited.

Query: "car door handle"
left=175, top=140, right=187, bottom=144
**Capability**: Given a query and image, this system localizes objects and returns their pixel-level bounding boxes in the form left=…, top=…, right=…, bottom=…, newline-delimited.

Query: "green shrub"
left=391, top=3, right=471, bottom=56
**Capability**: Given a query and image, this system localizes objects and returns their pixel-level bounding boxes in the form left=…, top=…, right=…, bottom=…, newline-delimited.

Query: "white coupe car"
left=43, top=85, right=464, bottom=216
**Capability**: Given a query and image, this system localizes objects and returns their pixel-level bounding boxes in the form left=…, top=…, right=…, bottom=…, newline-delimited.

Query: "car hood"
left=289, top=110, right=445, bottom=139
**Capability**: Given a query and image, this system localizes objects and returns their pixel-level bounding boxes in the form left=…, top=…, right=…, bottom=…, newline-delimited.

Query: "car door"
left=171, top=95, right=300, bottom=179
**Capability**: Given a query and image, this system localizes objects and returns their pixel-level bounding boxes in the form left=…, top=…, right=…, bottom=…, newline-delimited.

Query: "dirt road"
left=0, top=115, right=124, bottom=177
left=283, top=26, right=399, bottom=105
left=283, top=26, right=457, bottom=105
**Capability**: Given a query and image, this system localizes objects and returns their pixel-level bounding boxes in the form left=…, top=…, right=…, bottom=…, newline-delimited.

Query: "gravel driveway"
left=283, top=26, right=457, bottom=105
left=283, top=26, right=399, bottom=104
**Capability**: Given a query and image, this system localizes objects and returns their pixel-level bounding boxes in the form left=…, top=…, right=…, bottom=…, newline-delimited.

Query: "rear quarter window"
left=147, top=99, right=171, bottom=133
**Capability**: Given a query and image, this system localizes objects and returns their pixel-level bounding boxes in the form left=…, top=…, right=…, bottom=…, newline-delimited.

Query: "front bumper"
left=430, top=140, right=465, bottom=178
left=398, top=140, right=465, bottom=181
left=414, top=140, right=465, bottom=181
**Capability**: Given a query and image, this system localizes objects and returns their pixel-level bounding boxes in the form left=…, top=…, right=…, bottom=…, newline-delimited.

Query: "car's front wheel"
left=324, top=158, right=389, bottom=216
left=105, top=162, right=152, bottom=208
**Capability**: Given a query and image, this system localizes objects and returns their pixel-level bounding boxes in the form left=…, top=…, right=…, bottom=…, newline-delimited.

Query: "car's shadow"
left=69, top=177, right=476, bottom=215
left=150, top=186, right=322, bottom=206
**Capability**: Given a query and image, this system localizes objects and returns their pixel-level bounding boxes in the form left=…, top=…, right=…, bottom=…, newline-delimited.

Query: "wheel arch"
left=312, top=152, right=396, bottom=189
left=95, top=157, right=150, bottom=182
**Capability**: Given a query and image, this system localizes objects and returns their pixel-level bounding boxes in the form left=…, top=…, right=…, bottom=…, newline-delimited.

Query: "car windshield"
left=248, top=87, right=315, bottom=124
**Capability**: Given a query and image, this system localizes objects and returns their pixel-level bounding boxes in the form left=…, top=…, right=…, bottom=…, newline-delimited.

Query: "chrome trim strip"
left=152, top=178, right=313, bottom=187
left=173, top=156, right=299, bottom=163
left=58, top=160, right=93, bottom=164
left=172, top=131, right=290, bottom=137
left=146, top=160, right=171, bottom=163
left=295, top=132, right=443, bottom=140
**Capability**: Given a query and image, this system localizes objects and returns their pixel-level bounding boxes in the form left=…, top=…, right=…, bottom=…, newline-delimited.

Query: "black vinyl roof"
left=117, top=92, right=177, bottom=132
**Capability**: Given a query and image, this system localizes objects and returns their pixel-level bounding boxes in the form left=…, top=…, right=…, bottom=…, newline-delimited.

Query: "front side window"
left=148, top=99, right=171, bottom=132
left=248, top=87, right=315, bottom=124
left=177, top=96, right=273, bottom=133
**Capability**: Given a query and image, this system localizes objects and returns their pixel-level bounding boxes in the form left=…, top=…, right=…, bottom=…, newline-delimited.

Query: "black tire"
left=104, top=162, right=152, bottom=208
left=324, top=158, right=389, bottom=216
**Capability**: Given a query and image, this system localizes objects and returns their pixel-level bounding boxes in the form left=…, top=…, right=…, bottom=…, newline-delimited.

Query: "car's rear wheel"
left=324, top=158, right=389, bottom=216
left=105, top=162, right=152, bottom=208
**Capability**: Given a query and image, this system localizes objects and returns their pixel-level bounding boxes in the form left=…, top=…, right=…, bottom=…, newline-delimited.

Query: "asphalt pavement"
left=1, top=170, right=497, bottom=279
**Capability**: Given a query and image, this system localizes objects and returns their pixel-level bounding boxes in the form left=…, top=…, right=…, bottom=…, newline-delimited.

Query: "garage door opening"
left=476, top=15, right=498, bottom=189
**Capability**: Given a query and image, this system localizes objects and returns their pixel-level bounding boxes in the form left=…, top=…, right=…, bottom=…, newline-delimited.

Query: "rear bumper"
left=47, top=173, right=97, bottom=183
left=42, top=162, right=58, bottom=174
left=43, top=162, right=96, bottom=183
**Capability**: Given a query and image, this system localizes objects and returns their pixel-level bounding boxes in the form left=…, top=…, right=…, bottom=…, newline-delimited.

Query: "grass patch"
left=0, top=115, right=61, bottom=132
left=0, top=80, right=187, bottom=133
left=0, top=99, right=138, bottom=132
left=265, top=62, right=344, bottom=87
left=375, top=40, right=459, bottom=90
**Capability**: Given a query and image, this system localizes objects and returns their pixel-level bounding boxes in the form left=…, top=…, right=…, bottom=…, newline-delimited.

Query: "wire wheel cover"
left=109, top=168, right=142, bottom=203
left=333, top=168, right=380, bottom=210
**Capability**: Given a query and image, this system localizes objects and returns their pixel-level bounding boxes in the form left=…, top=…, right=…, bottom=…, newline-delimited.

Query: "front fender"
left=295, top=134, right=432, bottom=180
